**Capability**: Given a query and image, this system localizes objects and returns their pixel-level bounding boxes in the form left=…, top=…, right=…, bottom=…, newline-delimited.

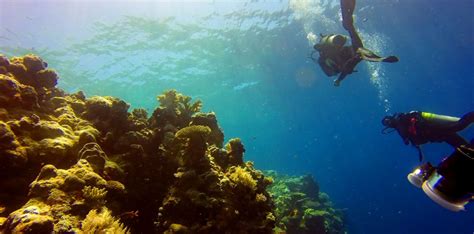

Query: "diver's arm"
left=396, top=128, right=410, bottom=145
left=319, top=56, right=340, bottom=77
left=334, top=73, right=347, bottom=86
left=334, top=55, right=361, bottom=86
left=395, top=113, right=416, bottom=145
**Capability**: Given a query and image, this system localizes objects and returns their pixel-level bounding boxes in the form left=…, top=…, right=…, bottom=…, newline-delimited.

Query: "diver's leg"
left=341, top=0, right=363, bottom=49
left=435, top=111, right=474, bottom=132
left=341, top=0, right=356, bottom=31
left=348, top=29, right=364, bottom=50
left=455, top=111, right=474, bottom=131
left=445, top=134, right=469, bottom=148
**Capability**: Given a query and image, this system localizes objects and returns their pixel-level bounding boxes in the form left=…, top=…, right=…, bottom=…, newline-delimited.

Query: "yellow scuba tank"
left=314, top=34, right=347, bottom=51
left=421, top=112, right=460, bottom=126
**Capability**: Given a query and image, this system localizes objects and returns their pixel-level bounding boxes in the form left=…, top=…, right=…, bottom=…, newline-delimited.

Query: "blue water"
left=1, top=0, right=473, bottom=233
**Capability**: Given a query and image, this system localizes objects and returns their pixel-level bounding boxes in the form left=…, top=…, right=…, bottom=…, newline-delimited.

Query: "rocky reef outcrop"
left=267, top=171, right=345, bottom=234
left=0, top=54, right=344, bottom=233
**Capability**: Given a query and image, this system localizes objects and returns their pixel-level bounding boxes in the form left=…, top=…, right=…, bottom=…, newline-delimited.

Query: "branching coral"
left=177, top=95, right=202, bottom=119
left=157, top=89, right=202, bottom=117
left=153, top=89, right=202, bottom=128
left=227, top=166, right=257, bottom=192
left=80, top=208, right=129, bottom=234
left=82, top=186, right=108, bottom=206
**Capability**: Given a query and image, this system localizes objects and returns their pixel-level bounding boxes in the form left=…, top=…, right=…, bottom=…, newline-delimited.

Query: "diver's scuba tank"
left=313, top=34, right=347, bottom=51
left=407, top=145, right=474, bottom=212
left=421, top=112, right=460, bottom=127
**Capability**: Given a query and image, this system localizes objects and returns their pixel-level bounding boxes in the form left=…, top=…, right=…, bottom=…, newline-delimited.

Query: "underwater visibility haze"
left=0, top=0, right=473, bottom=233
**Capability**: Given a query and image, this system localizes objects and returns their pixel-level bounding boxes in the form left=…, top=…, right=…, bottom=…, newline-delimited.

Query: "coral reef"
left=266, top=171, right=345, bottom=234
left=3, top=158, right=127, bottom=233
left=80, top=208, right=129, bottom=234
left=0, top=54, right=345, bottom=233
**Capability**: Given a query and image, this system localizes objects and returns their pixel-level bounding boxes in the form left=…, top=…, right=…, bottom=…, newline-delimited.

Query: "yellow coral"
left=157, top=89, right=179, bottom=110
left=256, top=193, right=267, bottom=202
left=225, top=138, right=244, bottom=153
left=82, top=186, right=107, bottom=205
left=175, top=125, right=211, bottom=140
left=157, top=90, right=202, bottom=115
left=228, top=166, right=257, bottom=191
left=80, top=208, right=129, bottom=234
left=225, top=138, right=245, bottom=166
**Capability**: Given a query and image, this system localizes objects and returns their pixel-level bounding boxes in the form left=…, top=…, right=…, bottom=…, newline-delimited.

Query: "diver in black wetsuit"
left=311, top=0, right=399, bottom=86
left=382, top=111, right=474, bottom=211
left=382, top=111, right=474, bottom=152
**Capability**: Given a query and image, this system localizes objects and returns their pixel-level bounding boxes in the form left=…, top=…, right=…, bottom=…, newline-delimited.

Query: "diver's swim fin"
left=357, top=48, right=399, bottom=63
left=362, top=55, right=399, bottom=63
left=382, top=56, right=399, bottom=63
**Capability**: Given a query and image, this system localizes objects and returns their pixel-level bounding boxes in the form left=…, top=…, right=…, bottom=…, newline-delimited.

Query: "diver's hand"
left=333, top=79, right=341, bottom=87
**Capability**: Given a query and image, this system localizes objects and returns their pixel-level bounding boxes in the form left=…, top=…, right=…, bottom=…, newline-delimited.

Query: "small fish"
left=119, top=210, right=139, bottom=220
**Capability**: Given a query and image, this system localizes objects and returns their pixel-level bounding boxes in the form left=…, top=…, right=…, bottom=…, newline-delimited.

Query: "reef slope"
left=0, top=54, right=344, bottom=233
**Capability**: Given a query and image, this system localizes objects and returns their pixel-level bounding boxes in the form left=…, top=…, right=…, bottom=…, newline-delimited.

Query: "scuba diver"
left=381, top=111, right=474, bottom=160
left=311, top=0, right=399, bottom=86
left=382, top=111, right=474, bottom=211
left=407, top=143, right=473, bottom=211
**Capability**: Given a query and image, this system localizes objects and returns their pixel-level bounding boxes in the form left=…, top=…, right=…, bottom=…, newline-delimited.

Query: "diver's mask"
left=408, top=146, right=474, bottom=212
